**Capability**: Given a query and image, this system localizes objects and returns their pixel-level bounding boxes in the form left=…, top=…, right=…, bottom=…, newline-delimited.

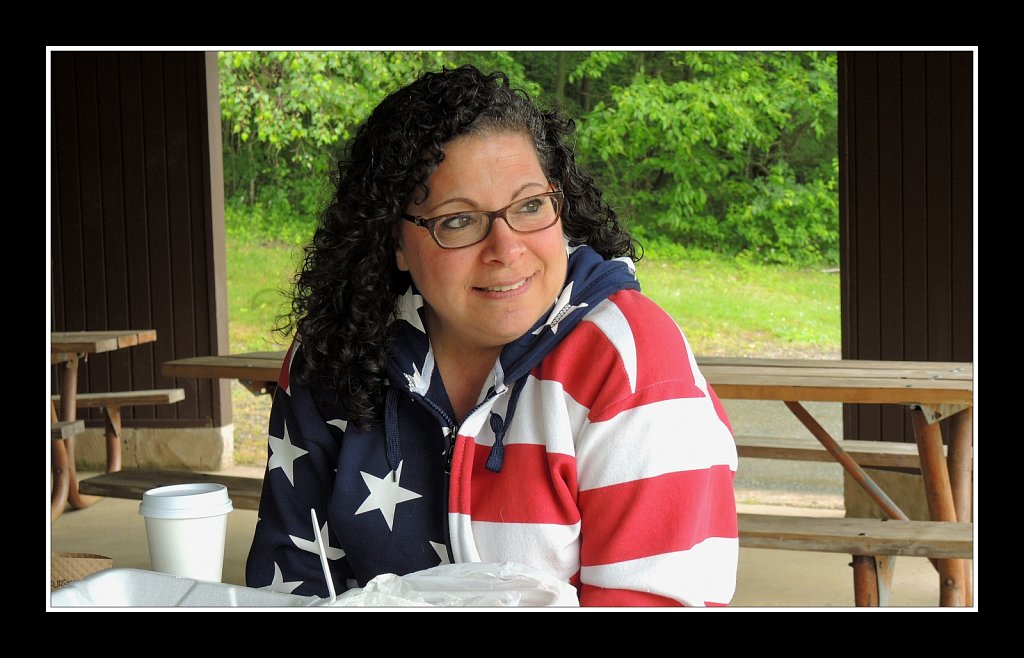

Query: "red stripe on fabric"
left=578, top=465, right=737, bottom=566
left=468, top=443, right=580, bottom=525
left=279, top=341, right=296, bottom=392
left=534, top=321, right=628, bottom=413
left=534, top=291, right=709, bottom=421
left=588, top=379, right=707, bottom=422
left=580, top=586, right=683, bottom=607
left=448, top=436, right=476, bottom=515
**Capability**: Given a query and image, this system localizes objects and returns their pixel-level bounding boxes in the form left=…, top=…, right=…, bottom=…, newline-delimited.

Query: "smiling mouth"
left=478, top=278, right=528, bottom=292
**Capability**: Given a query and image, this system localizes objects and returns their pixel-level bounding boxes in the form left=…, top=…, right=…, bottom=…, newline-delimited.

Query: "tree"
left=574, top=51, right=838, bottom=263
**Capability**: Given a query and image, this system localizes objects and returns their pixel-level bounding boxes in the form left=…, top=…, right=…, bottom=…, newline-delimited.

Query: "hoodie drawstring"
left=485, top=377, right=528, bottom=473
left=384, top=385, right=402, bottom=479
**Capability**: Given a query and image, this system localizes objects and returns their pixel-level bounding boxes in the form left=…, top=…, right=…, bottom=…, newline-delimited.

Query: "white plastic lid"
left=138, top=483, right=234, bottom=520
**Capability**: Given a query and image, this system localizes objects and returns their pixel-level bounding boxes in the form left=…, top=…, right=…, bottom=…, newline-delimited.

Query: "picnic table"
left=163, top=351, right=975, bottom=606
left=50, top=330, right=157, bottom=520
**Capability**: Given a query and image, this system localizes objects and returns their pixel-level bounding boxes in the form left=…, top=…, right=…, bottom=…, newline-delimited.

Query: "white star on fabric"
left=327, top=418, right=348, bottom=432
left=396, top=287, right=426, bottom=333
left=354, top=461, right=422, bottom=531
left=289, top=519, right=347, bottom=560
left=268, top=422, right=309, bottom=486
left=262, top=562, right=303, bottom=594
left=430, top=541, right=451, bottom=566
left=404, top=349, right=434, bottom=396
left=532, top=280, right=589, bottom=335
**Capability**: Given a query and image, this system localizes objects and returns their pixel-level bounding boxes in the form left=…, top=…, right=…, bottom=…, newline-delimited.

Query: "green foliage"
left=218, top=50, right=839, bottom=265
left=575, top=51, right=838, bottom=264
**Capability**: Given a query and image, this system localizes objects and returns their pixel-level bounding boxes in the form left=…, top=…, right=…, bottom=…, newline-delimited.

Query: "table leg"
left=784, top=401, right=908, bottom=520
left=947, top=408, right=974, bottom=606
left=50, top=402, right=69, bottom=521
left=911, top=407, right=966, bottom=606
left=852, top=555, right=895, bottom=606
left=57, top=356, right=99, bottom=511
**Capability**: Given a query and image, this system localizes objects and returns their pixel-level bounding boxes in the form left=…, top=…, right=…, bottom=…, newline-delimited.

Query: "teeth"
left=484, top=279, right=526, bottom=292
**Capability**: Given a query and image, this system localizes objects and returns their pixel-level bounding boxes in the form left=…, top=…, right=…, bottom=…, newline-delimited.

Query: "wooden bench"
left=79, top=468, right=263, bottom=510
left=737, top=513, right=972, bottom=559
left=53, top=389, right=186, bottom=473
left=738, top=512, right=973, bottom=605
left=77, top=469, right=972, bottom=560
left=734, top=434, right=933, bottom=470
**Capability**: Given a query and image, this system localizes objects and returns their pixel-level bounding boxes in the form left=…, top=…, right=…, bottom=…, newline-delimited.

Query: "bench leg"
left=911, top=408, right=966, bottom=606
left=51, top=402, right=70, bottom=521
left=103, top=405, right=123, bottom=473
left=55, top=358, right=100, bottom=512
left=852, top=555, right=895, bottom=606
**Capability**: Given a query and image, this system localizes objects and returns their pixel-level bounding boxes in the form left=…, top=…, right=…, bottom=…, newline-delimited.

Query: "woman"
left=246, top=65, right=738, bottom=606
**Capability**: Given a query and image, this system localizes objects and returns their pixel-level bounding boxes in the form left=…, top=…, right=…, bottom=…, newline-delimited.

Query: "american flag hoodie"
left=246, top=244, right=738, bottom=606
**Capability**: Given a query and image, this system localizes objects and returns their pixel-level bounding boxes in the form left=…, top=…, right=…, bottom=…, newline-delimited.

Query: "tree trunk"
left=555, top=52, right=566, bottom=108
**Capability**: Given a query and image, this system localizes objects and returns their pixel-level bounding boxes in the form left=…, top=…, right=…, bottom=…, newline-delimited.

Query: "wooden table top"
left=163, top=351, right=973, bottom=406
left=51, top=330, right=158, bottom=363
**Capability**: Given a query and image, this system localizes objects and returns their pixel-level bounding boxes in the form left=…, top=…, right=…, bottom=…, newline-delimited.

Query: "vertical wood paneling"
left=840, top=51, right=974, bottom=444
left=876, top=53, right=906, bottom=444
left=926, top=53, right=954, bottom=362
left=50, top=51, right=227, bottom=429
left=901, top=54, right=929, bottom=361
left=186, top=55, right=218, bottom=425
left=96, top=53, right=132, bottom=395
left=950, top=54, right=974, bottom=362
left=119, top=53, right=157, bottom=412
left=851, top=53, right=881, bottom=442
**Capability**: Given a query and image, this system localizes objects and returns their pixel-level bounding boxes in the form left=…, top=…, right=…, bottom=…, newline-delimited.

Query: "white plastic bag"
left=317, top=561, right=579, bottom=607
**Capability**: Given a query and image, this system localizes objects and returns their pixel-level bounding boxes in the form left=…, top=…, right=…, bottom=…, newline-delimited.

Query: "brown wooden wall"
left=839, top=51, right=974, bottom=443
left=50, top=51, right=230, bottom=428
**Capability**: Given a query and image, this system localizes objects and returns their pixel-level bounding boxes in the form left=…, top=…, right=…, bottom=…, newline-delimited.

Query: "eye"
left=437, top=214, right=479, bottom=232
left=515, top=198, right=544, bottom=214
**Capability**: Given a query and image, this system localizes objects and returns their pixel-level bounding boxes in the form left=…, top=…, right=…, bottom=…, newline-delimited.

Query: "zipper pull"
left=444, top=424, right=457, bottom=475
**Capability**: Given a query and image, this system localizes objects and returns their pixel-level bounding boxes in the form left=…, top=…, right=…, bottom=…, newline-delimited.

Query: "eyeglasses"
left=402, top=190, right=564, bottom=249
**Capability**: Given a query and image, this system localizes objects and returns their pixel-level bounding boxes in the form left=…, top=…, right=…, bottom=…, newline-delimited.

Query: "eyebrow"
left=426, top=182, right=547, bottom=215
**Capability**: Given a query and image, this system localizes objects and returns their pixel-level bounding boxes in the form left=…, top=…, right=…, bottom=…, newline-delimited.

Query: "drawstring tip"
left=485, top=441, right=505, bottom=473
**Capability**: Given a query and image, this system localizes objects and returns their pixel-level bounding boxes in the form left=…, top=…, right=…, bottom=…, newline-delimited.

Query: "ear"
left=395, top=242, right=410, bottom=272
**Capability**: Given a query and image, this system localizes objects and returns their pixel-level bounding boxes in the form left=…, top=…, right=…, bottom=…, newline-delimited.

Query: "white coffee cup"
left=139, top=483, right=234, bottom=582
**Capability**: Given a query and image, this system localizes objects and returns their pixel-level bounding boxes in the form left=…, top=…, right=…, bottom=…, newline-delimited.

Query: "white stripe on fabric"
left=448, top=512, right=481, bottom=564
left=581, top=536, right=738, bottom=606
left=581, top=299, right=638, bottom=394
left=470, top=377, right=587, bottom=456
left=467, top=519, right=581, bottom=584
left=575, top=397, right=738, bottom=490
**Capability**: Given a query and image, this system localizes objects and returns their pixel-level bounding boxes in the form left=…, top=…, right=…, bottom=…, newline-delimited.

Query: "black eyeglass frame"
left=401, top=190, right=565, bottom=249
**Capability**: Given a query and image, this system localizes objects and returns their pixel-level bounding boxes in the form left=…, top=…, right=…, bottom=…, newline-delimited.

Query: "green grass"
left=226, top=239, right=304, bottom=353
left=635, top=253, right=840, bottom=357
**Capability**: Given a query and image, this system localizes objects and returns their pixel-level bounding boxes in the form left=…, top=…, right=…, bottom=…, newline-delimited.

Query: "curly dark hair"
left=289, top=65, right=639, bottom=428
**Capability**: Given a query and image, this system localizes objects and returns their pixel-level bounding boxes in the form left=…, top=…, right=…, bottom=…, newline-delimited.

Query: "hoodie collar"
left=385, top=244, right=640, bottom=472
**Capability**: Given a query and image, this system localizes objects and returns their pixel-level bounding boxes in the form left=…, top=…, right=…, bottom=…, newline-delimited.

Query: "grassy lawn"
left=227, top=237, right=840, bottom=464
left=636, top=255, right=840, bottom=358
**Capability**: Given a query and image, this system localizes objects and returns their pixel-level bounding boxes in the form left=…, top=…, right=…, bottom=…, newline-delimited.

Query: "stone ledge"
left=70, top=425, right=234, bottom=472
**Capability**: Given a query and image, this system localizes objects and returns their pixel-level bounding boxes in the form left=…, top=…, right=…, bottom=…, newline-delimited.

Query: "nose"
left=479, top=215, right=526, bottom=264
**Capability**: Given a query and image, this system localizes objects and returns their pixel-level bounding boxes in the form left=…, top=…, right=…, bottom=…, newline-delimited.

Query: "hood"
left=384, top=243, right=640, bottom=472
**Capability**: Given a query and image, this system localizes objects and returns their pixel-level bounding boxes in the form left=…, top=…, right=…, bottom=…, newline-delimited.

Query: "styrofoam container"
left=50, top=568, right=319, bottom=607
left=50, top=562, right=580, bottom=607
left=138, top=483, right=234, bottom=582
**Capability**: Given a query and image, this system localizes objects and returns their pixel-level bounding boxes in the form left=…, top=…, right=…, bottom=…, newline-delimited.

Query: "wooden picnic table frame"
left=50, top=330, right=157, bottom=521
left=163, top=352, right=974, bottom=606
